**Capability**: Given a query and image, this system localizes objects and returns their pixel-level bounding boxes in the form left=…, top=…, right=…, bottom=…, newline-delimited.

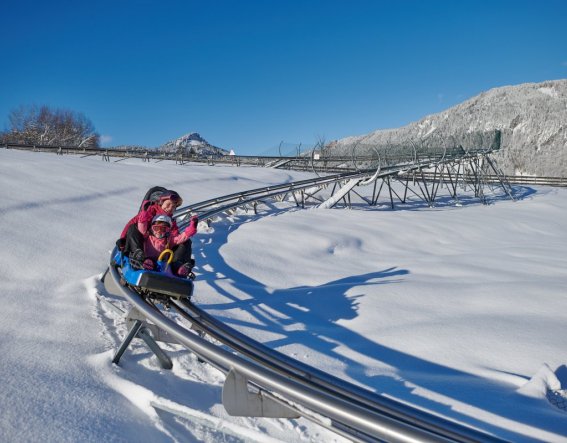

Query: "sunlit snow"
left=1, top=149, right=566, bottom=442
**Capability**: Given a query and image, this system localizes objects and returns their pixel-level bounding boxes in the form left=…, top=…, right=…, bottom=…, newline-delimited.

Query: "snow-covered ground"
left=1, top=148, right=566, bottom=442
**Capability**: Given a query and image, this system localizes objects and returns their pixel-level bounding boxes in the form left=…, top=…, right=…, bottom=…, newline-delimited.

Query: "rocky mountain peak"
left=160, top=132, right=229, bottom=156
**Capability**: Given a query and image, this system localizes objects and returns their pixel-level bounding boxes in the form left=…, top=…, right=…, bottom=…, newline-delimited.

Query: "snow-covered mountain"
left=159, top=132, right=230, bottom=157
left=332, top=79, right=567, bottom=177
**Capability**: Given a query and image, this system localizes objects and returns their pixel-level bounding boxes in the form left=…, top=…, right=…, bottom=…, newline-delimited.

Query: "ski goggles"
left=151, top=223, right=171, bottom=235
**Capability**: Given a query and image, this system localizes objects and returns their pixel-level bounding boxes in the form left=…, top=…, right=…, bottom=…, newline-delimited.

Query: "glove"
left=184, top=218, right=198, bottom=237
left=116, top=238, right=126, bottom=251
left=142, top=258, right=155, bottom=270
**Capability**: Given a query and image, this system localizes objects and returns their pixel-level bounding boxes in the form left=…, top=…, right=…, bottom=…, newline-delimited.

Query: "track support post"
left=112, top=312, right=173, bottom=369
left=112, top=319, right=143, bottom=365
left=222, top=369, right=299, bottom=418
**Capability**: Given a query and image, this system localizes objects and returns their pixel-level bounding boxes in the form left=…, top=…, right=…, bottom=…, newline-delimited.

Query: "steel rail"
left=176, top=165, right=405, bottom=220
left=105, top=259, right=379, bottom=441
left=171, top=299, right=506, bottom=443
left=108, top=263, right=458, bottom=443
left=175, top=148, right=499, bottom=229
left=105, top=263, right=375, bottom=443
left=174, top=168, right=378, bottom=218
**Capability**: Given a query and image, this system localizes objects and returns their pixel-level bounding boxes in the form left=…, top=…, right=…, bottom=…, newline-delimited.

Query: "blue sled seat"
left=113, top=250, right=194, bottom=300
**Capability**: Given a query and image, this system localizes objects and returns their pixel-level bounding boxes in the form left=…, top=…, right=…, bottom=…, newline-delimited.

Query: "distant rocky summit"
left=159, top=132, right=229, bottom=157
left=332, top=79, right=567, bottom=177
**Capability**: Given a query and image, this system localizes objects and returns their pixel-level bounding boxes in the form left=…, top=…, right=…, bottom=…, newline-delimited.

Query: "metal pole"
left=112, top=319, right=143, bottom=365
left=138, top=328, right=173, bottom=369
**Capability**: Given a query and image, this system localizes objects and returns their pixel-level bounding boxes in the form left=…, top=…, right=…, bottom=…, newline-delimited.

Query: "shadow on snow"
left=192, top=192, right=561, bottom=441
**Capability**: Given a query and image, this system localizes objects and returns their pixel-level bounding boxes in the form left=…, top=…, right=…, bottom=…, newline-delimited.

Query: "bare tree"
left=314, top=135, right=327, bottom=157
left=3, top=105, right=100, bottom=147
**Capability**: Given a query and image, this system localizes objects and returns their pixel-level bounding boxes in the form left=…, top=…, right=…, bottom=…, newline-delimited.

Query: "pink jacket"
left=143, top=217, right=198, bottom=260
left=120, top=201, right=180, bottom=239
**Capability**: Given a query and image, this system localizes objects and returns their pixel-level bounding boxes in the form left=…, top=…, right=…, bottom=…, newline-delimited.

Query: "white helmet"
left=151, top=214, right=172, bottom=226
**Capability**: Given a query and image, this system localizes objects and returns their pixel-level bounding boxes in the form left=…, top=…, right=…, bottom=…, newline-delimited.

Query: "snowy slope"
left=0, top=148, right=566, bottom=442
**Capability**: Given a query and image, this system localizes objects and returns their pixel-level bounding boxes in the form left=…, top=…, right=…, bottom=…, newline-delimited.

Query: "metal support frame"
left=222, top=369, right=300, bottom=418
left=112, top=309, right=173, bottom=369
left=193, top=147, right=513, bottom=217
left=315, top=150, right=514, bottom=211
left=112, top=319, right=143, bottom=365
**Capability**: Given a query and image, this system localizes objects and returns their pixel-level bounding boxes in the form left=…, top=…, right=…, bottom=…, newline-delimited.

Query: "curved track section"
left=174, top=142, right=506, bottom=228
left=103, top=150, right=513, bottom=442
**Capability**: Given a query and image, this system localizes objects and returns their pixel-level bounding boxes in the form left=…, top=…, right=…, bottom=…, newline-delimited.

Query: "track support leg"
left=112, top=319, right=143, bottom=365
left=138, top=328, right=173, bottom=369
left=112, top=319, right=173, bottom=369
left=222, top=369, right=299, bottom=418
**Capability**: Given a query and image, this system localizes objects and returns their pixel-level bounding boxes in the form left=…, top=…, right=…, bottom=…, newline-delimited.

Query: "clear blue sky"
left=1, top=0, right=566, bottom=155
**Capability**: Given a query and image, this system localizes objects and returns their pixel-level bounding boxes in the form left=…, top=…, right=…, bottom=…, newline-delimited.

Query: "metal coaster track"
left=105, top=256, right=506, bottom=443
left=103, top=140, right=514, bottom=442
left=174, top=143, right=509, bottom=229
left=170, top=299, right=509, bottom=443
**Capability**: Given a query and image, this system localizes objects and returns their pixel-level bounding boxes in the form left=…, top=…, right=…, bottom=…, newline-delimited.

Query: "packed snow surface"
left=0, top=149, right=566, bottom=442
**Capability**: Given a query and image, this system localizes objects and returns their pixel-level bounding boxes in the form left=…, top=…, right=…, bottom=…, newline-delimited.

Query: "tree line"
left=1, top=105, right=100, bottom=148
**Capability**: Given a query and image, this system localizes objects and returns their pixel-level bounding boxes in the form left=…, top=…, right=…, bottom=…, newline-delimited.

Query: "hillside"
left=333, top=79, right=567, bottom=177
left=1, top=149, right=566, bottom=442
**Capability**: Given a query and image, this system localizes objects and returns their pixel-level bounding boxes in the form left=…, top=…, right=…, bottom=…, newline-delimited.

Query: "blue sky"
left=1, top=0, right=566, bottom=155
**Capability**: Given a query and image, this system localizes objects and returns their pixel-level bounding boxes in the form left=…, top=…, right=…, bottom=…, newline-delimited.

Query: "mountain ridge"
left=333, top=79, right=567, bottom=176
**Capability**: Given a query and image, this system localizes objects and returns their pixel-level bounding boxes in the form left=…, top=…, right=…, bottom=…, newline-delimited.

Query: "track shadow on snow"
left=192, top=205, right=561, bottom=442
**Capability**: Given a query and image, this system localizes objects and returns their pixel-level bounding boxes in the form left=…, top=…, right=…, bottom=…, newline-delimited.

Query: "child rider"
left=125, top=214, right=198, bottom=278
left=120, top=190, right=198, bottom=278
